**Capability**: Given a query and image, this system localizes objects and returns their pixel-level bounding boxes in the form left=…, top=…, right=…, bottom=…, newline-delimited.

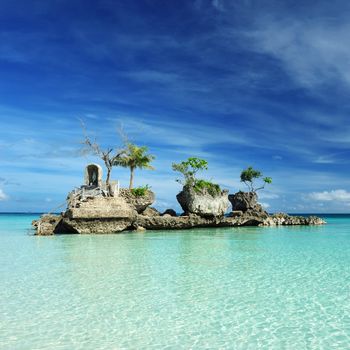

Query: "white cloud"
left=212, top=0, right=224, bottom=11
left=0, top=189, right=8, bottom=201
left=259, top=192, right=279, bottom=200
left=309, top=189, right=350, bottom=202
left=273, top=155, right=283, bottom=160
left=114, top=116, right=249, bottom=149
left=313, top=156, right=335, bottom=164
left=247, top=17, right=350, bottom=89
left=259, top=202, right=270, bottom=209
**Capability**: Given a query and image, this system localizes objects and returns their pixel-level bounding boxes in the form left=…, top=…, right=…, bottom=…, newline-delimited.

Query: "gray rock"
left=161, top=209, right=177, bottom=217
left=136, top=213, right=234, bottom=230
left=44, top=196, right=137, bottom=234
left=119, top=188, right=155, bottom=213
left=262, top=213, right=326, bottom=226
left=228, top=191, right=260, bottom=212
left=33, top=191, right=326, bottom=235
left=230, top=210, right=243, bottom=217
left=141, top=207, right=160, bottom=217
left=32, top=214, right=62, bottom=235
left=176, top=186, right=229, bottom=217
left=134, top=226, right=146, bottom=232
left=66, top=196, right=136, bottom=220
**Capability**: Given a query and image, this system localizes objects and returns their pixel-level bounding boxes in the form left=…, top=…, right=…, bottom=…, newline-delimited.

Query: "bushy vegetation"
left=130, top=185, right=151, bottom=197
left=172, top=157, right=222, bottom=197
left=193, top=179, right=221, bottom=197
left=240, top=166, right=272, bottom=192
left=172, top=157, right=208, bottom=186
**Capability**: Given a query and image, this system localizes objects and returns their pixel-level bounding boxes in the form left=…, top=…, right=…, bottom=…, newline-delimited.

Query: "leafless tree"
left=80, top=121, right=125, bottom=195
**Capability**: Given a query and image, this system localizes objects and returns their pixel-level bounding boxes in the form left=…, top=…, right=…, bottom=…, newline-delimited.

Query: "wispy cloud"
left=259, top=192, right=279, bottom=200
left=309, top=189, right=350, bottom=202
left=246, top=15, right=350, bottom=90
left=115, top=116, right=249, bottom=149
left=0, top=189, right=8, bottom=201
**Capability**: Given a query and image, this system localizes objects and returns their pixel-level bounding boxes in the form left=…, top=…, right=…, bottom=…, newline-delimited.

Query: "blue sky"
left=1, top=0, right=350, bottom=213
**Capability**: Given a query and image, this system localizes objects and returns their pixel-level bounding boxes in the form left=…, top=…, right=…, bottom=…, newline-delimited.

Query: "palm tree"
left=114, top=143, right=155, bottom=189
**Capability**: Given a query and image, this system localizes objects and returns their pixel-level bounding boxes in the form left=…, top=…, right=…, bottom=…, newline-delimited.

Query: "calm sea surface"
left=0, top=213, right=350, bottom=349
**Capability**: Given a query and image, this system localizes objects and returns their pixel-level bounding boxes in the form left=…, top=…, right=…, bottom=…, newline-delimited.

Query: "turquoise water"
left=1, top=214, right=350, bottom=349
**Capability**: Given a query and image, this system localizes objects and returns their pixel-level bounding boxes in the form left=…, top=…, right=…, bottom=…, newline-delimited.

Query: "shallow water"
left=1, top=214, right=350, bottom=349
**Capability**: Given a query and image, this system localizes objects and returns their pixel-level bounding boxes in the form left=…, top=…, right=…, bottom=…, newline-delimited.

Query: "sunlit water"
left=1, top=214, right=350, bottom=349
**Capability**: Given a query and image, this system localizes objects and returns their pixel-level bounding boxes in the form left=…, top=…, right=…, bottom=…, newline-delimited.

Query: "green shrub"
left=193, top=179, right=221, bottom=197
left=240, top=166, right=272, bottom=192
left=131, top=185, right=151, bottom=197
left=172, top=157, right=208, bottom=186
left=172, top=157, right=222, bottom=197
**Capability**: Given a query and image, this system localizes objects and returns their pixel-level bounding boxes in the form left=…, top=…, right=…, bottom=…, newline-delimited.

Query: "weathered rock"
left=66, top=196, right=136, bottom=220
left=229, top=210, right=243, bottom=217
left=162, top=208, right=177, bottom=217
left=137, top=213, right=235, bottom=230
left=233, top=212, right=266, bottom=226
left=61, top=217, right=133, bottom=234
left=119, top=188, right=155, bottom=213
left=32, top=191, right=326, bottom=235
left=176, top=186, right=229, bottom=217
left=33, top=209, right=326, bottom=235
left=229, top=191, right=260, bottom=212
left=141, top=206, right=160, bottom=217
left=62, top=196, right=136, bottom=234
left=262, top=213, right=326, bottom=226
left=134, top=225, right=146, bottom=232
left=32, top=214, right=63, bottom=235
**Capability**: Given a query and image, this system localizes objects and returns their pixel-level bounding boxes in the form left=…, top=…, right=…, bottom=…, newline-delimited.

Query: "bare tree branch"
left=79, top=120, right=126, bottom=195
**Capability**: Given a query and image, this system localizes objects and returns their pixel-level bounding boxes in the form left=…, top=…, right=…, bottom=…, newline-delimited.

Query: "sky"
left=1, top=0, right=350, bottom=213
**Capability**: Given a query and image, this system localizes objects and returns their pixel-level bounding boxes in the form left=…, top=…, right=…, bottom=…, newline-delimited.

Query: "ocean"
left=0, top=213, right=349, bottom=349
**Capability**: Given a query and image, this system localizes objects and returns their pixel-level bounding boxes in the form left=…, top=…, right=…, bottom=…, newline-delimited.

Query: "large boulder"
left=119, top=188, right=155, bottom=213
left=66, top=196, right=136, bottom=220
left=61, top=217, right=134, bottom=234
left=228, top=191, right=269, bottom=220
left=61, top=196, right=137, bottom=234
left=176, top=186, right=229, bottom=217
left=32, top=214, right=63, bottom=235
left=141, top=206, right=160, bottom=217
left=228, top=191, right=259, bottom=212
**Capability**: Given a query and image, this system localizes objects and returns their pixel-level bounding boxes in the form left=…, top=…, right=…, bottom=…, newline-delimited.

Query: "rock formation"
left=161, top=209, right=177, bottom=217
left=141, top=207, right=160, bottom=217
left=228, top=191, right=268, bottom=220
left=33, top=189, right=326, bottom=235
left=262, top=213, right=325, bottom=226
left=176, top=186, right=229, bottom=217
left=119, top=188, right=155, bottom=213
left=32, top=214, right=63, bottom=235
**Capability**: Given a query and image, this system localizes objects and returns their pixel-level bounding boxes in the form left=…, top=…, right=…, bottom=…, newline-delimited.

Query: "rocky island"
left=33, top=158, right=325, bottom=235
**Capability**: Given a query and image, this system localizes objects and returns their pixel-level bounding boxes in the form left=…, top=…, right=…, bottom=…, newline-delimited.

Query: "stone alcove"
left=84, top=163, right=103, bottom=188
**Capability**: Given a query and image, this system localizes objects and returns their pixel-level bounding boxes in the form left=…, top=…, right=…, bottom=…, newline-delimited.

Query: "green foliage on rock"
left=172, top=157, right=222, bottom=197
left=193, top=179, right=221, bottom=197
left=130, top=185, right=151, bottom=197
left=172, top=157, right=208, bottom=186
left=240, top=166, right=272, bottom=192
